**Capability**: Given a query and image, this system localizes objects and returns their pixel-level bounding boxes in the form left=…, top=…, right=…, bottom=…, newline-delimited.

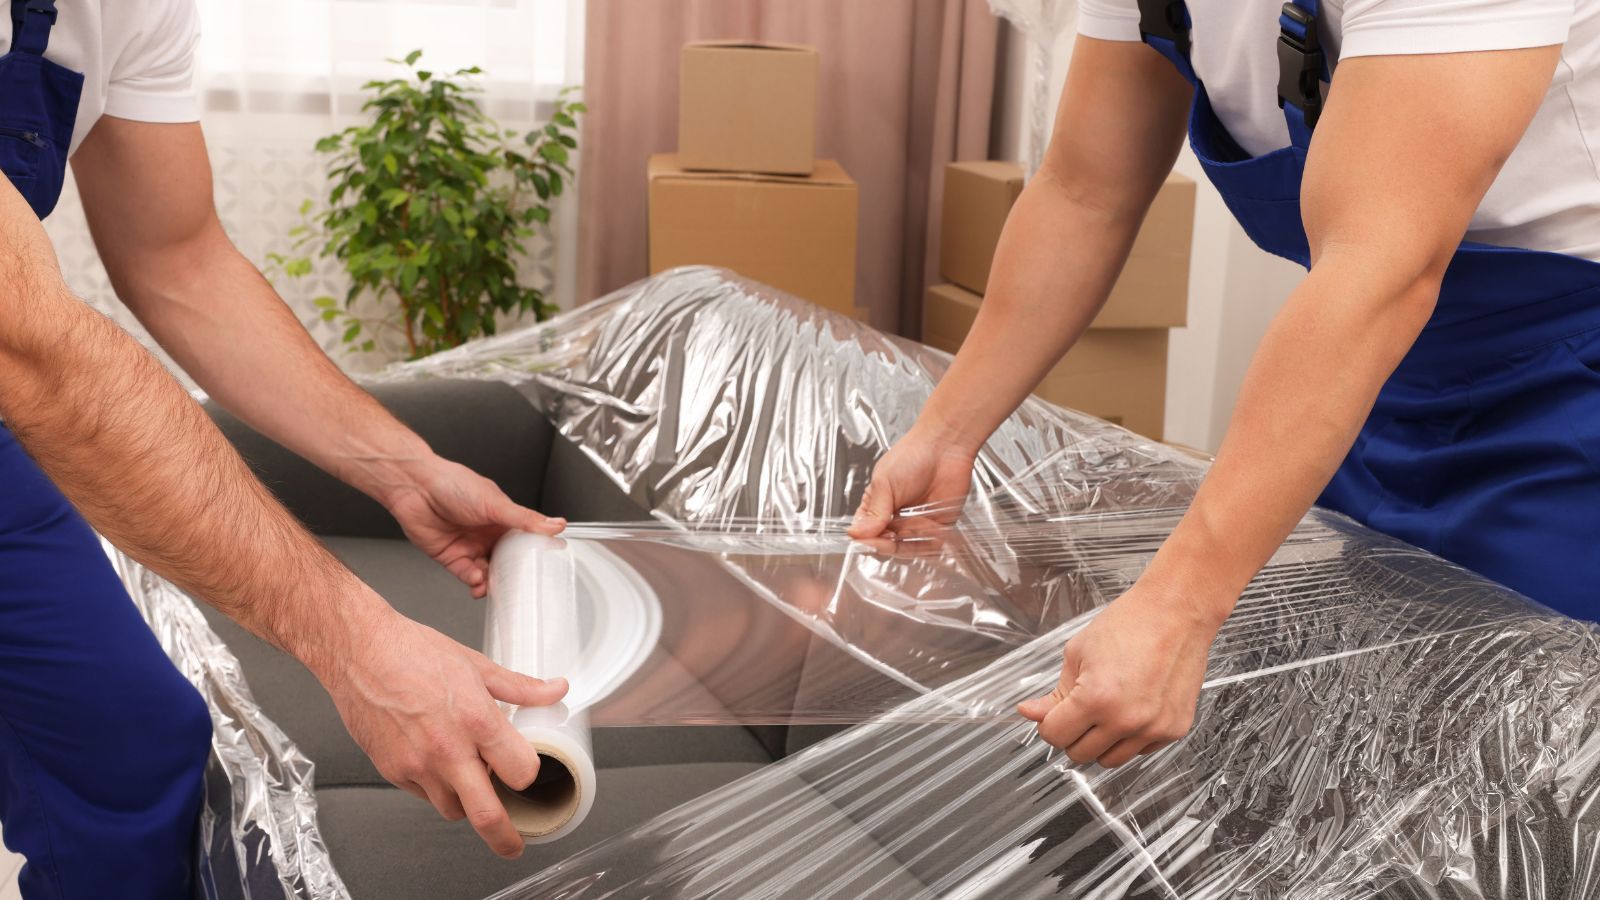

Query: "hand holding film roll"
left=485, top=531, right=597, bottom=844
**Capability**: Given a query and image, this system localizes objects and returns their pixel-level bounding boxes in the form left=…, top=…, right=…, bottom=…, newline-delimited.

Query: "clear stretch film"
left=104, top=265, right=1600, bottom=896
left=485, top=532, right=597, bottom=844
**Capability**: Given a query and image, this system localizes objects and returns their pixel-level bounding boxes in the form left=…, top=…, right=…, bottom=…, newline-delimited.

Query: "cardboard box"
left=938, top=162, right=1194, bottom=329
left=924, top=283, right=1168, bottom=438
left=648, top=154, right=857, bottom=314
left=679, top=42, right=818, bottom=175
left=940, top=161, right=1024, bottom=296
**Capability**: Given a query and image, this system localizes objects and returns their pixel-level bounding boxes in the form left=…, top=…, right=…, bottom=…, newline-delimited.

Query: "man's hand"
left=849, top=432, right=976, bottom=540
left=382, top=457, right=566, bottom=598
left=322, top=607, right=568, bottom=858
left=1018, top=582, right=1221, bottom=768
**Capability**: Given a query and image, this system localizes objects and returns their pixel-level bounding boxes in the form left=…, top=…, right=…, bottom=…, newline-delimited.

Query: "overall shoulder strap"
left=1137, top=0, right=1199, bottom=85
left=1277, top=0, right=1329, bottom=148
left=10, top=0, right=58, bottom=57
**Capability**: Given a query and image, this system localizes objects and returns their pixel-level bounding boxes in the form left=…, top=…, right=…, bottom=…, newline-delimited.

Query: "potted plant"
left=273, top=50, right=584, bottom=359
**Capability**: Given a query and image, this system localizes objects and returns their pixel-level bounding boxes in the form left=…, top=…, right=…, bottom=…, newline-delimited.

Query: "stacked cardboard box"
left=648, top=42, right=862, bottom=319
left=925, top=161, right=1194, bottom=439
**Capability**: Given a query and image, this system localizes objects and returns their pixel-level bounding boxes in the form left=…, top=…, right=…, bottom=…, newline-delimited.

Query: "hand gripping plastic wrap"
left=384, top=266, right=1600, bottom=898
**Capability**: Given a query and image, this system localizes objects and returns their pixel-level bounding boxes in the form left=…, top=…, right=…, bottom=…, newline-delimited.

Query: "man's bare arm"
left=70, top=118, right=561, bottom=595
left=0, top=178, right=561, bottom=856
left=0, top=179, right=380, bottom=669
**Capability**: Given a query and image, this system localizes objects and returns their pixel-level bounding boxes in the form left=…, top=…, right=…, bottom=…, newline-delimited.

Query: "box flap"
left=650, top=154, right=852, bottom=187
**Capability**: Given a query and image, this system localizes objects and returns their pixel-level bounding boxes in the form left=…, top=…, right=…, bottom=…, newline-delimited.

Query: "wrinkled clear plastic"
left=117, top=265, right=1600, bottom=896
left=107, top=543, right=347, bottom=900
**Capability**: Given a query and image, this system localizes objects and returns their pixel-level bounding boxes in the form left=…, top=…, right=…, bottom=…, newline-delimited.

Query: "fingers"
left=443, top=555, right=490, bottom=597
left=1064, top=727, right=1118, bottom=766
left=1035, top=691, right=1095, bottom=751
left=1016, top=682, right=1065, bottom=722
left=478, top=716, right=541, bottom=792
left=449, top=760, right=525, bottom=859
left=417, top=777, right=466, bottom=821
left=1097, top=738, right=1158, bottom=769
left=479, top=658, right=569, bottom=707
left=493, top=497, right=566, bottom=537
left=848, top=473, right=896, bottom=539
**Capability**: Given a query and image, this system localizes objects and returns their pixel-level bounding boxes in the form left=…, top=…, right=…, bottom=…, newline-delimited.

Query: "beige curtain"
left=577, top=0, right=999, bottom=337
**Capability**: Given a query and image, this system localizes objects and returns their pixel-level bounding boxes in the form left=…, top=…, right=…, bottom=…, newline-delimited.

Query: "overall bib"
left=0, top=2, right=212, bottom=897
left=1138, top=0, right=1600, bottom=620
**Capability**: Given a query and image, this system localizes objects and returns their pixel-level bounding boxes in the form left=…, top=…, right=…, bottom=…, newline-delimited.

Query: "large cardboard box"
left=940, top=161, right=1024, bottom=297
left=924, top=283, right=1167, bottom=438
left=939, top=162, right=1194, bottom=329
left=679, top=42, right=818, bottom=175
left=648, top=154, right=857, bottom=314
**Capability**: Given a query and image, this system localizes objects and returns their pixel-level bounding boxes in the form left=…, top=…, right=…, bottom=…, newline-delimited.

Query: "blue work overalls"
left=0, top=1, right=212, bottom=897
left=1137, top=0, right=1600, bottom=619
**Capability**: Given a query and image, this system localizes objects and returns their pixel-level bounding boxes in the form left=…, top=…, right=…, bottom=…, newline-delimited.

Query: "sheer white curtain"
left=46, top=0, right=585, bottom=374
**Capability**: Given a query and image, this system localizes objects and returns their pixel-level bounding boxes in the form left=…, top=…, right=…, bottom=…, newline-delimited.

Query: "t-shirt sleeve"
left=104, top=0, right=202, bottom=123
left=1077, top=0, right=1144, bottom=42
left=1338, top=0, right=1574, bottom=59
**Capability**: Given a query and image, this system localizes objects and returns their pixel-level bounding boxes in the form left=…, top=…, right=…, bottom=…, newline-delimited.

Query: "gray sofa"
left=202, top=378, right=839, bottom=899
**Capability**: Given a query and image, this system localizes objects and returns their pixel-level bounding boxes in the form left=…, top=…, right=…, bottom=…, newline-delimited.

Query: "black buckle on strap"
left=1137, top=0, right=1190, bottom=56
left=1276, top=2, right=1324, bottom=128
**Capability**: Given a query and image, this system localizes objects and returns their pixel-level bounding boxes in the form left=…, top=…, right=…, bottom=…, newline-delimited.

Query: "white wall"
left=996, top=18, right=1303, bottom=451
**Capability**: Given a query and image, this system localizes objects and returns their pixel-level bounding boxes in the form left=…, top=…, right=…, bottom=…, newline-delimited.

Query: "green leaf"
left=383, top=152, right=399, bottom=175
left=298, top=198, right=314, bottom=215
left=313, top=296, right=337, bottom=309
left=405, top=49, right=423, bottom=66
left=537, top=142, right=568, bottom=165
left=417, top=70, right=432, bottom=82
left=360, top=340, right=377, bottom=352
left=528, top=206, right=550, bottom=224
left=342, top=321, right=362, bottom=342
left=320, top=309, right=339, bottom=322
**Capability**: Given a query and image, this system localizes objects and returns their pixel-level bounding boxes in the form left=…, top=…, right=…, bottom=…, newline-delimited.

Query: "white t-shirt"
left=0, top=0, right=201, bottom=157
left=1079, top=0, right=1600, bottom=261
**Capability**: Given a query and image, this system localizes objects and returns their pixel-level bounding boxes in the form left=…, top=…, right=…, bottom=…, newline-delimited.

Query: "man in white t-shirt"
left=855, top=0, right=1600, bottom=768
left=0, top=2, right=568, bottom=895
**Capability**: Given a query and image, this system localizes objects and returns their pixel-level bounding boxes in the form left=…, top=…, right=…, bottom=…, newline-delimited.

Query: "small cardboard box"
left=679, top=41, right=818, bottom=176
left=939, top=162, right=1194, bottom=329
left=648, top=154, right=857, bottom=314
left=924, top=282, right=1168, bottom=439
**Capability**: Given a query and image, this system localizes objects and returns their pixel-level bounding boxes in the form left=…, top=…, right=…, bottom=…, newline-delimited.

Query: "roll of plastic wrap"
left=485, top=532, right=597, bottom=844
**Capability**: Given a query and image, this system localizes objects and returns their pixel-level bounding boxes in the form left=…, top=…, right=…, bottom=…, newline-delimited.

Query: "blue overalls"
left=0, top=1, right=213, bottom=897
left=1138, top=0, right=1600, bottom=619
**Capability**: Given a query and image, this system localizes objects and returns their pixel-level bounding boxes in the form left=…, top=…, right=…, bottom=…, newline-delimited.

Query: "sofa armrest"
left=206, top=378, right=554, bottom=539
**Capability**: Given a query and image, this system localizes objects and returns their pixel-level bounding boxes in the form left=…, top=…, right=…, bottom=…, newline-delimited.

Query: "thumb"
left=482, top=662, right=569, bottom=707
left=492, top=497, right=566, bottom=536
left=849, top=474, right=897, bottom=540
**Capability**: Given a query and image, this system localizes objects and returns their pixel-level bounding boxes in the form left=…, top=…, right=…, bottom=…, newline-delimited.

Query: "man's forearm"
left=917, top=167, right=1163, bottom=452
left=0, top=208, right=390, bottom=680
left=116, top=226, right=433, bottom=506
left=1144, top=253, right=1439, bottom=618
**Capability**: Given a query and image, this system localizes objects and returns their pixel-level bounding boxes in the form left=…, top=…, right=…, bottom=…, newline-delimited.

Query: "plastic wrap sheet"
left=379, top=267, right=1600, bottom=898
left=381, top=266, right=1205, bottom=531
left=491, top=510, right=1600, bottom=899
left=102, top=264, right=1599, bottom=897
left=106, top=542, right=348, bottom=900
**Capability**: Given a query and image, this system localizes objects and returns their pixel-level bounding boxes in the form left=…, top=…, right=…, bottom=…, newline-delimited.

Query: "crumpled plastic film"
left=378, top=266, right=1600, bottom=897
left=490, top=509, right=1600, bottom=898
left=381, top=266, right=1203, bottom=529
left=107, top=542, right=349, bottom=900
